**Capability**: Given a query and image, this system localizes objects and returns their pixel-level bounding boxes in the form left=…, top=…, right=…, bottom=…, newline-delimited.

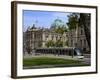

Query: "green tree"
left=45, top=40, right=55, bottom=47
left=55, top=40, right=63, bottom=47
left=67, top=13, right=91, bottom=49
left=67, top=13, right=79, bottom=30
left=67, top=13, right=80, bottom=47
left=51, top=18, right=68, bottom=34
left=54, top=26, right=68, bottom=34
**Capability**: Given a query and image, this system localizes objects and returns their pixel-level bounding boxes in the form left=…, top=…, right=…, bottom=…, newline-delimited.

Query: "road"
left=82, top=54, right=91, bottom=64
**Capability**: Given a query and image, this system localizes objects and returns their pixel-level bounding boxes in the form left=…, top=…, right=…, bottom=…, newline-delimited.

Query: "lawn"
left=23, top=57, right=89, bottom=69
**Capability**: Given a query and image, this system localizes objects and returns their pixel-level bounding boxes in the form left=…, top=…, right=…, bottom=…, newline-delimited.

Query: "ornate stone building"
left=23, top=24, right=68, bottom=54
left=23, top=23, right=90, bottom=54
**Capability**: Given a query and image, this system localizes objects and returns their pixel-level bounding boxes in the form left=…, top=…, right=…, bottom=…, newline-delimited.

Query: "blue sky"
left=23, top=10, right=71, bottom=31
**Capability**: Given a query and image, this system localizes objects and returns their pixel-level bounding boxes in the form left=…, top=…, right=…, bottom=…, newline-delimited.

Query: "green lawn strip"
left=23, top=57, right=87, bottom=67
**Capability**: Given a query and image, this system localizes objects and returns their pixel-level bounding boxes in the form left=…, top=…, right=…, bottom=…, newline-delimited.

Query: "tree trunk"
left=80, top=13, right=91, bottom=49
left=75, top=23, right=78, bottom=47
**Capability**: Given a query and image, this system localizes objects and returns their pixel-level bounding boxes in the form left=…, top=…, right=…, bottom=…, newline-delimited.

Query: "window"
left=81, top=29, right=83, bottom=35
left=52, top=36, right=54, bottom=40
left=56, top=36, right=58, bottom=40
left=80, top=40, right=82, bottom=46
left=71, top=40, right=73, bottom=46
left=46, top=35, right=48, bottom=38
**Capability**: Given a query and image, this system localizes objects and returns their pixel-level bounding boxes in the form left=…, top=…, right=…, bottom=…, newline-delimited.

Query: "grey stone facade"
left=24, top=25, right=68, bottom=50
left=23, top=24, right=90, bottom=54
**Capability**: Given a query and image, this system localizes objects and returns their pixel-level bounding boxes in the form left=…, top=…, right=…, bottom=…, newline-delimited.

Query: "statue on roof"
left=31, top=24, right=36, bottom=29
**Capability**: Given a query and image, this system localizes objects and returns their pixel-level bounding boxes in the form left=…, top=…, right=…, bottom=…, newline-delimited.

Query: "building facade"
left=67, top=27, right=90, bottom=52
left=23, top=24, right=90, bottom=54
left=24, top=25, right=68, bottom=50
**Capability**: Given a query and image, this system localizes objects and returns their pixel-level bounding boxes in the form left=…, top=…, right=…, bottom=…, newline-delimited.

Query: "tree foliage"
left=55, top=40, right=63, bottom=47
left=54, top=27, right=67, bottom=34
left=45, top=40, right=63, bottom=47
left=67, top=13, right=91, bottom=48
left=51, top=18, right=68, bottom=34
left=67, top=13, right=79, bottom=30
left=45, top=40, right=55, bottom=47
